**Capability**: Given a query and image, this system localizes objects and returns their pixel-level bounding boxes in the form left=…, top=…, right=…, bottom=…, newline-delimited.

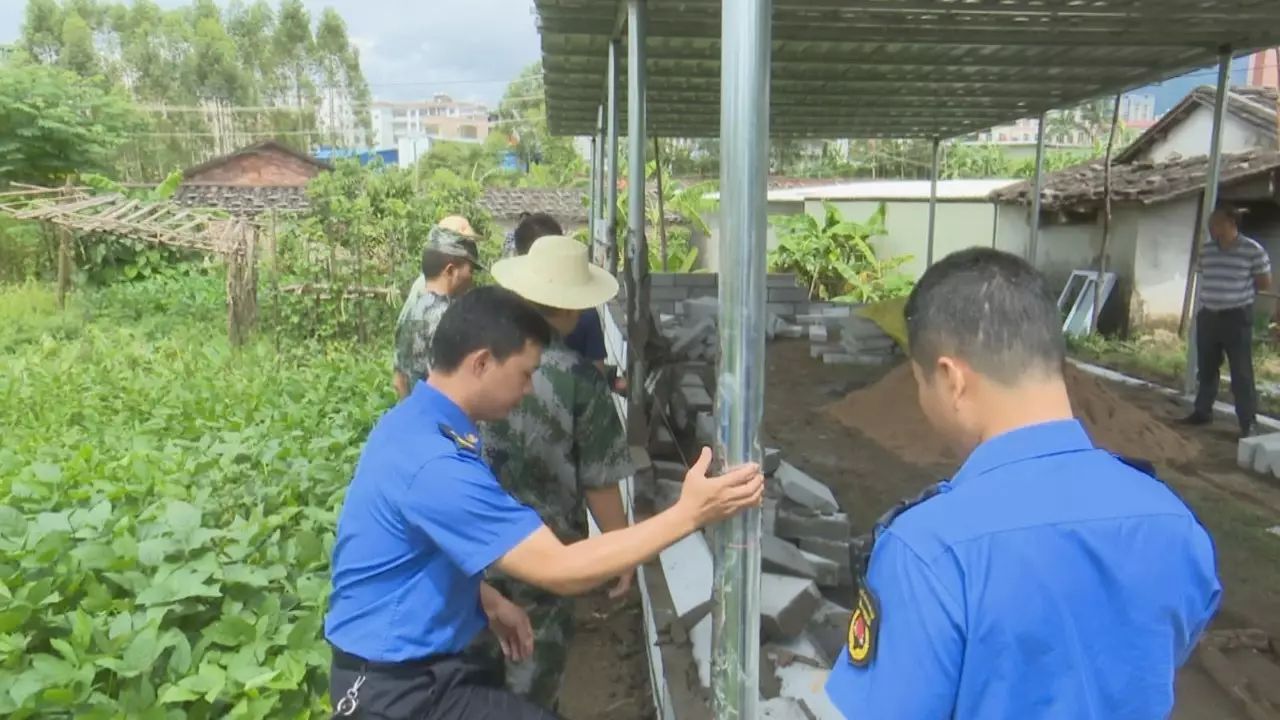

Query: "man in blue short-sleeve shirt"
left=325, top=286, right=766, bottom=719
left=825, top=248, right=1221, bottom=719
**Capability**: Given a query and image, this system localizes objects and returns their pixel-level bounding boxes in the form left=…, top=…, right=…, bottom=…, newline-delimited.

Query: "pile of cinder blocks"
left=639, top=362, right=852, bottom=718
left=798, top=306, right=900, bottom=366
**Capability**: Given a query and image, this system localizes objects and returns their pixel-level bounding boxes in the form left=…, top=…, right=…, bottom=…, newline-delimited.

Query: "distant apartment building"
left=1247, top=47, right=1279, bottom=88
left=972, top=93, right=1158, bottom=146
left=370, top=94, right=491, bottom=149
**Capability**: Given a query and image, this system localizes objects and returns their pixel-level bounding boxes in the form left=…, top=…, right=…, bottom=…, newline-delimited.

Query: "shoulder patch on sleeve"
left=847, top=585, right=880, bottom=668
left=439, top=423, right=481, bottom=457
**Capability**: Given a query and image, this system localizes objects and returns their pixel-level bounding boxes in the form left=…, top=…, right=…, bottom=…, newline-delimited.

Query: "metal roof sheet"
left=535, top=0, right=1280, bottom=139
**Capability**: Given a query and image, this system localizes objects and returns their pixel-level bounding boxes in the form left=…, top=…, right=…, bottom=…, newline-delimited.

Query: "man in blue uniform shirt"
left=825, top=247, right=1221, bottom=719
left=325, top=286, right=764, bottom=719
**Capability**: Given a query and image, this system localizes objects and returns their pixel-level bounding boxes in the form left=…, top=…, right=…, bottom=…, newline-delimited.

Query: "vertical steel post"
left=589, top=120, right=601, bottom=252
left=1185, top=48, right=1234, bottom=396
left=926, top=137, right=940, bottom=267
left=626, top=0, right=649, bottom=432
left=595, top=105, right=606, bottom=248
left=711, top=0, right=769, bottom=716
left=607, top=40, right=621, bottom=275
left=1029, top=111, right=1047, bottom=263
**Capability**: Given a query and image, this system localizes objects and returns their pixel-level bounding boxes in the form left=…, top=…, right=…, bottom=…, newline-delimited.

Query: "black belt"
left=331, top=644, right=454, bottom=677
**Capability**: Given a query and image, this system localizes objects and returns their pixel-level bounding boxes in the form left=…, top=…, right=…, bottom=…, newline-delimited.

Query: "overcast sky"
left=0, top=0, right=541, bottom=107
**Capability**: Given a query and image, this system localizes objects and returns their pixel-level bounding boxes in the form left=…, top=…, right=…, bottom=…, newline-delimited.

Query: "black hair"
left=904, top=247, right=1065, bottom=385
left=513, top=212, right=564, bottom=255
left=431, top=286, right=553, bottom=372
left=422, top=242, right=477, bottom=279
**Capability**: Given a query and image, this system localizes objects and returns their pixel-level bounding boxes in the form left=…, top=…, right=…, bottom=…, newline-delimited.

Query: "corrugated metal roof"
left=706, top=178, right=1017, bottom=202
left=536, top=0, right=1280, bottom=139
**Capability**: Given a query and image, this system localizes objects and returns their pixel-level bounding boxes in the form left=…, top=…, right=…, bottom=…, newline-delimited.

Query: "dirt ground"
left=762, top=339, right=1280, bottom=719
left=559, top=589, right=655, bottom=720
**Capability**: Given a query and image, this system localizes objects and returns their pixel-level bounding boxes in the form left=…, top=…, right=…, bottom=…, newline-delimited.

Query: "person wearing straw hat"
left=476, top=234, right=634, bottom=711
left=392, top=215, right=483, bottom=399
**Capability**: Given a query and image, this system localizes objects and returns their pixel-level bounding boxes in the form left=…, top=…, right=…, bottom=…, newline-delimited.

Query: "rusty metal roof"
left=535, top=0, right=1280, bottom=139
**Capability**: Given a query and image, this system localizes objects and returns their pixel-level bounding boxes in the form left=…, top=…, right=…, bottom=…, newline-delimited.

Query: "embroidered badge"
left=846, top=585, right=880, bottom=668
left=439, top=423, right=480, bottom=456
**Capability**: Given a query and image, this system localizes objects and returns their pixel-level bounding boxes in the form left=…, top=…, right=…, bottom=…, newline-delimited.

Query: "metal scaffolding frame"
left=534, top=1, right=1280, bottom=716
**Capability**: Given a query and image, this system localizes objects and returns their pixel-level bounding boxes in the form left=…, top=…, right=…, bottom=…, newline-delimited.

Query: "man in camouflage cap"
left=393, top=216, right=483, bottom=399
left=477, top=234, right=634, bottom=711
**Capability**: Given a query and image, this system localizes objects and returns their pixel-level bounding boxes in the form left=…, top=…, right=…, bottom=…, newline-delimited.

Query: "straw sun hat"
left=490, top=234, right=619, bottom=310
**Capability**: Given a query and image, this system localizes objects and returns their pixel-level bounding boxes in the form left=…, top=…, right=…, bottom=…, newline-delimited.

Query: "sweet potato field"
left=0, top=274, right=389, bottom=718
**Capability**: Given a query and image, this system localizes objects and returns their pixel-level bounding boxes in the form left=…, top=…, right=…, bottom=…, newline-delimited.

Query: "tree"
left=0, top=60, right=141, bottom=185
left=496, top=62, right=585, bottom=179
left=58, top=11, right=100, bottom=77
left=21, top=0, right=63, bottom=64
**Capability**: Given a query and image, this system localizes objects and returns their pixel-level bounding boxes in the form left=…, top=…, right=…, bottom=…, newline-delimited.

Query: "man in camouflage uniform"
left=478, top=233, right=634, bottom=711
left=393, top=216, right=482, bottom=399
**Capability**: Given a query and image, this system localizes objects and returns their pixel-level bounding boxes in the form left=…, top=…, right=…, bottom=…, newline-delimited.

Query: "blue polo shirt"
left=324, top=381, right=545, bottom=662
left=826, top=419, right=1221, bottom=719
left=565, top=307, right=606, bottom=362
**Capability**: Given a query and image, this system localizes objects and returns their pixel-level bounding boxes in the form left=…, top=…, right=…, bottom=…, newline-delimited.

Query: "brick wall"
left=648, top=272, right=815, bottom=318
left=186, top=150, right=325, bottom=188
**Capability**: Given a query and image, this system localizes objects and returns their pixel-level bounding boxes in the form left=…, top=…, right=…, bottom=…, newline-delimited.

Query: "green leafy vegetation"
left=768, top=202, right=914, bottom=303
left=0, top=275, right=389, bottom=719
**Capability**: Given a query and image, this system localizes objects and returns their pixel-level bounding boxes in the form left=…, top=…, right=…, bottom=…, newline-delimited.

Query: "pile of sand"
left=825, top=364, right=1200, bottom=468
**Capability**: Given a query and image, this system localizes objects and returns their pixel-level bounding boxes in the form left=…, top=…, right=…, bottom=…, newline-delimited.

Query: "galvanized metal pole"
left=1185, top=48, right=1234, bottom=396
left=589, top=122, right=600, bottom=253
left=626, top=0, right=649, bottom=433
left=926, top=136, right=940, bottom=267
left=711, top=0, right=769, bottom=716
left=606, top=39, right=621, bottom=276
left=1029, top=111, right=1047, bottom=264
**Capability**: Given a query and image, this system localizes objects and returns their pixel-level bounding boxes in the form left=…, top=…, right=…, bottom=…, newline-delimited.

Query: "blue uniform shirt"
left=826, top=419, right=1221, bottom=719
left=324, top=381, right=545, bottom=662
left=565, top=307, right=607, bottom=362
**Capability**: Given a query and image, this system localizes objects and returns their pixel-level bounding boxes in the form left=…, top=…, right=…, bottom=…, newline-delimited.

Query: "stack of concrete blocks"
left=798, top=304, right=901, bottom=366
left=644, top=355, right=852, bottom=718
left=1237, top=434, right=1280, bottom=479
left=648, top=272, right=813, bottom=331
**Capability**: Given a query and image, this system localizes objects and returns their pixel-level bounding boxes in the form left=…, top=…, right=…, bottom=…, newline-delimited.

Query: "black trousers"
left=329, top=646, right=562, bottom=720
left=1193, top=304, right=1257, bottom=429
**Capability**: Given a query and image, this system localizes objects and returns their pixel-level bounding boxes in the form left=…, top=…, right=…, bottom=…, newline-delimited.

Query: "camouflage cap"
left=426, top=224, right=482, bottom=268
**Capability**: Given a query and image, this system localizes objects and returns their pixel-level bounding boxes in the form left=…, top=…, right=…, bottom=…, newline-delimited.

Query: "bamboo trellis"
left=0, top=184, right=261, bottom=345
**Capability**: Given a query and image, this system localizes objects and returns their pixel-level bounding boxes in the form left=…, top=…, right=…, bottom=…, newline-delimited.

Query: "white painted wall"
left=994, top=209, right=1097, bottom=290
left=698, top=199, right=803, bottom=272
left=810, top=200, right=998, bottom=278
left=1136, top=105, right=1268, bottom=162
left=1130, top=199, right=1199, bottom=324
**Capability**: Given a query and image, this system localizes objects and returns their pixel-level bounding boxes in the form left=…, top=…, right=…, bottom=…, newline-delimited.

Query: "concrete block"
left=690, top=613, right=712, bottom=688
left=822, top=304, right=855, bottom=317
left=800, top=538, right=853, bottom=586
left=650, top=301, right=678, bottom=317
left=767, top=302, right=797, bottom=318
left=1238, top=433, right=1280, bottom=478
left=681, top=296, right=720, bottom=321
left=776, top=461, right=839, bottom=513
left=762, top=534, right=818, bottom=580
left=652, top=423, right=679, bottom=458
left=808, top=324, right=829, bottom=343
left=649, top=286, right=689, bottom=302
left=775, top=322, right=806, bottom=339
left=760, top=698, right=812, bottom=719
left=800, top=549, right=840, bottom=588
left=825, top=351, right=894, bottom=366
left=659, top=532, right=713, bottom=631
left=807, top=599, right=852, bottom=666
left=776, top=509, right=851, bottom=542
left=668, top=388, right=691, bottom=432
left=767, top=273, right=801, bottom=288
left=810, top=342, right=842, bottom=359
left=842, top=333, right=897, bottom=354
left=760, top=573, right=822, bottom=642
left=650, top=273, right=677, bottom=287
left=683, top=273, right=718, bottom=288
left=680, top=383, right=714, bottom=413
left=695, top=411, right=717, bottom=447
left=769, top=286, right=811, bottom=304
left=764, top=447, right=782, bottom=476
left=686, top=286, right=717, bottom=299
left=670, top=318, right=716, bottom=358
